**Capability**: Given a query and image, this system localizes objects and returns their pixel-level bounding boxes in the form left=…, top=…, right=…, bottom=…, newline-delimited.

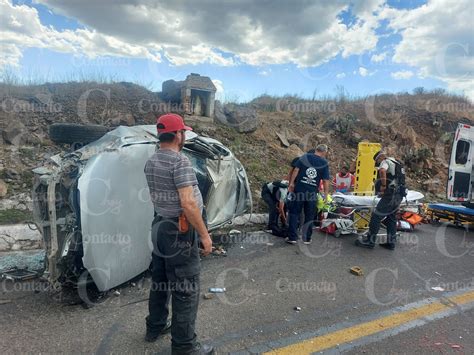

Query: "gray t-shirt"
left=266, top=181, right=289, bottom=202
left=145, top=149, right=203, bottom=218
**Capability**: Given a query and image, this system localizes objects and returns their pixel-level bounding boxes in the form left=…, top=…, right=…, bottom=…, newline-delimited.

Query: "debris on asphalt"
left=1, top=268, right=38, bottom=281
left=229, top=229, right=242, bottom=235
left=131, top=282, right=136, bottom=287
left=431, top=286, right=445, bottom=291
left=451, top=344, right=462, bottom=349
left=266, top=242, right=274, bottom=246
left=350, top=266, right=364, bottom=276
left=294, top=306, right=301, bottom=312
left=203, top=293, right=215, bottom=300
left=434, top=272, right=442, bottom=276
left=0, top=299, right=12, bottom=305
left=119, top=298, right=148, bottom=307
left=113, top=290, right=121, bottom=296
left=212, top=246, right=227, bottom=256
left=209, top=287, right=226, bottom=293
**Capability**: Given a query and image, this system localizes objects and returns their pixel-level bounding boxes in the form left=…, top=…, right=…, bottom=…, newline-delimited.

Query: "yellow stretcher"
left=353, top=142, right=381, bottom=230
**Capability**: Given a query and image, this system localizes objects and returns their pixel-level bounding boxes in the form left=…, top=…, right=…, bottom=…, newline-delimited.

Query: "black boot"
left=380, top=234, right=396, bottom=250
left=379, top=242, right=395, bottom=250
left=354, top=234, right=375, bottom=249
left=145, top=319, right=172, bottom=342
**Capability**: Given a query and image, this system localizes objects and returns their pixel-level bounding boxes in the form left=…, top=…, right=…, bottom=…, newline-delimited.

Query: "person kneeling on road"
left=287, top=144, right=330, bottom=245
left=355, top=150, right=406, bottom=251
left=261, top=179, right=289, bottom=237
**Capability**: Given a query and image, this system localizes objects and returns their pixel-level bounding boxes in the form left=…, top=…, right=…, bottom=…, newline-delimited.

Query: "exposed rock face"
left=110, top=113, right=136, bottom=126
left=2, top=121, right=26, bottom=145
left=223, top=104, right=258, bottom=133
left=0, top=179, right=7, bottom=198
left=214, top=100, right=228, bottom=125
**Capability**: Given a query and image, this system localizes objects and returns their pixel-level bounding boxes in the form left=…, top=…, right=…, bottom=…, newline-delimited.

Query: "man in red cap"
left=144, top=113, right=214, bottom=354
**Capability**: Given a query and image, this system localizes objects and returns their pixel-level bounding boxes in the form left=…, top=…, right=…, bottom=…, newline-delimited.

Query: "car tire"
left=49, top=123, right=109, bottom=145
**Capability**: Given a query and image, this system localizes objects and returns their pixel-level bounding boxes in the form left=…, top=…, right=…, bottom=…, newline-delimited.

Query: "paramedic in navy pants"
left=287, top=144, right=330, bottom=244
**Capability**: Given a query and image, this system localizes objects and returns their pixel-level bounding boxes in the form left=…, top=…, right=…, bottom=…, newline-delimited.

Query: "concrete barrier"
left=0, top=224, right=42, bottom=252
left=231, top=213, right=268, bottom=226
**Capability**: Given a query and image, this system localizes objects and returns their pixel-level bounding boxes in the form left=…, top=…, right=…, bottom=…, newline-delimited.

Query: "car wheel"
left=49, top=123, right=109, bottom=145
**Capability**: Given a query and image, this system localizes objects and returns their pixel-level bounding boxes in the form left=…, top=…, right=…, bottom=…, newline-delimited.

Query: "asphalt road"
left=1, top=223, right=473, bottom=354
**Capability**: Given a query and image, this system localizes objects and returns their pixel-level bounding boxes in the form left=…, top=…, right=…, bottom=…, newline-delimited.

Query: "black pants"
left=147, top=216, right=200, bottom=354
left=288, top=191, right=318, bottom=242
left=368, top=193, right=403, bottom=244
left=261, top=186, right=279, bottom=230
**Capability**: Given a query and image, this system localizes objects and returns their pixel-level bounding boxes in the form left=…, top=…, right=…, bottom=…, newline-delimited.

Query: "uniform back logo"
left=306, top=167, right=318, bottom=179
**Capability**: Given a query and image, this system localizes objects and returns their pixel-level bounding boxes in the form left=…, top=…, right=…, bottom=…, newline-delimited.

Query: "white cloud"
left=15, top=0, right=383, bottom=68
left=0, top=0, right=162, bottom=67
left=212, top=79, right=225, bottom=101
left=336, top=72, right=346, bottom=79
left=371, top=52, right=387, bottom=63
left=359, top=67, right=369, bottom=76
left=381, top=0, right=473, bottom=99
left=258, top=69, right=271, bottom=76
left=391, top=70, right=414, bottom=80
left=0, top=43, right=22, bottom=67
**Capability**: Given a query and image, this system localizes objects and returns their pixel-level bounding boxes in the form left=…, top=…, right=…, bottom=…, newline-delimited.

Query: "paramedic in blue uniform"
left=287, top=144, right=330, bottom=244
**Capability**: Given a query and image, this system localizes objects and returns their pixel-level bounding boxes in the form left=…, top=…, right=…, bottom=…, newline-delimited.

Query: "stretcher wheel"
left=334, top=230, right=342, bottom=238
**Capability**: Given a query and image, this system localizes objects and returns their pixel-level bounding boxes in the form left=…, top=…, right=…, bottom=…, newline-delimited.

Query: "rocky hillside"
left=0, top=81, right=473, bottom=221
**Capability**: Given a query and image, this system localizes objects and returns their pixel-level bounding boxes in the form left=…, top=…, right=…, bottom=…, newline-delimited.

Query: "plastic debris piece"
left=434, top=272, right=441, bottom=276
left=294, top=306, right=301, bottom=312
left=451, top=344, right=462, bottom=349
left=431, top=286, right=445, bottom=291
left=209, top=287, right=226, bottom=293
left=350, top=266, right=363, bottom=276
left=113, top=290, right=121, bottom=296
left=212, top=246, right=227, bottom=256
left=1, top=269, right=38, bottom=281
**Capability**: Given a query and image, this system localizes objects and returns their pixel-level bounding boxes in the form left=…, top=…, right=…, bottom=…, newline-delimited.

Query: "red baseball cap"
left=156, top=113, right=192, bottom=134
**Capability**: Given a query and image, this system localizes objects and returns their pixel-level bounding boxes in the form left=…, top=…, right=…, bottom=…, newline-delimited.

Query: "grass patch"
left=0, top=209, right=33, bottom=225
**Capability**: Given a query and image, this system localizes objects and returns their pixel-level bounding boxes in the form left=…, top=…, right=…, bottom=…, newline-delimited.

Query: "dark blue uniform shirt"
left=294, top=153, right=330, bottom=193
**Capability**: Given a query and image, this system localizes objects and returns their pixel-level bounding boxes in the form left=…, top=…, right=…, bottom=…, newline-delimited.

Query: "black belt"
left=153, top=215, right=179, bottom=225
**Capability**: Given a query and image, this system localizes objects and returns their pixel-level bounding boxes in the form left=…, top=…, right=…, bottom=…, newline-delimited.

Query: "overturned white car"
left=33, top=125, right=251, bottom=291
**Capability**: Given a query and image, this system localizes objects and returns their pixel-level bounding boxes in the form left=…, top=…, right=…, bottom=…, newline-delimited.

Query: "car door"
left=448, top=124, right=473, bottom=202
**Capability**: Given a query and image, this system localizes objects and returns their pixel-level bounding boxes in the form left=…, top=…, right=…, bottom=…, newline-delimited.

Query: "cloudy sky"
left=1, top=0, right=472, bottom=101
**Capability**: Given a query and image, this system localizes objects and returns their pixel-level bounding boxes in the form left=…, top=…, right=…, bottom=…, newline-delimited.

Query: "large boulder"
left=110, top=112, right=136, bottom=126
left=2, top=121, right=26, bottom=145
left=214, top=100, right=228, bottom=125
left=224, top=104, right=258, bottom=133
